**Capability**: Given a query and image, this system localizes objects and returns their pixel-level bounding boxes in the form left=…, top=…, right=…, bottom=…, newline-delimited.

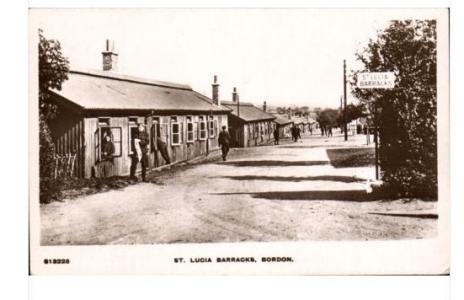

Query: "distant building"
left=289, top=115, right=317, bottom=134
left=46, top=40, right=231, bottom=178
left=221, top=88, right=276, bottom=147
left=272, top=114, right=294, bottom=139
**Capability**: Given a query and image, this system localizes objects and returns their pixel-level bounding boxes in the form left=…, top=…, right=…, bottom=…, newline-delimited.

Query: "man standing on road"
left=296, top=127, right=301, bottom=141
left=273, top=127, right=280, bottom=145
left=218, top=125, right=231, bottom=161
left=156, top=136, right=171, bottom=165
left=130, top=123, right=149, bottom=182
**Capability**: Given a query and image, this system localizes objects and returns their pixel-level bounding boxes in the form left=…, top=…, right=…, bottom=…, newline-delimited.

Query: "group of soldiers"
left=98, top=124, right=232, bottom=182
left=98, top=123, right=171, bottom=182
left=290, top=125, right=302, bottom=142
left=99, top=123, right=319, bottom=181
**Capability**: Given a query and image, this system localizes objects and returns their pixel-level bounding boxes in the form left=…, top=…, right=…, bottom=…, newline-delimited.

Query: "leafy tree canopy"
left=39, top=28, right=69, bottom=121
left=351, top=20, right=437, bottom=198
left=317, top=108, right=340, bottom=128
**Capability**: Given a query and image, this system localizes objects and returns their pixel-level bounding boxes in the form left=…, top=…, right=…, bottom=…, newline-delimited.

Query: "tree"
left=317, top=108, right=340, bottom=128
left=39, top=29, right=69, bottom=203
left=352, top=20, right=437, bottom=198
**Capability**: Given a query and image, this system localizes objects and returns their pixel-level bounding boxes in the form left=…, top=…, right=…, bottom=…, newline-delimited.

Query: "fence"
left=54, top=153, right=77, bottom=179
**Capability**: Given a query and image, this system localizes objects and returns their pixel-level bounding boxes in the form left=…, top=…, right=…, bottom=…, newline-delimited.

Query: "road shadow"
left=217, top=160, right=329, bottom=167
left=278, top=145, right=334, bottom=149
left=216, top=175, right=365, bottom=183
left=368, top=212, right=438, bottom=219
left=212, top=189, right=385, bottom=202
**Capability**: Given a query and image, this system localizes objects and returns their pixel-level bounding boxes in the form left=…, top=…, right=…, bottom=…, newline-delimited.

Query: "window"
left=193, top=118, right=198, bottom=141
left=214, top=119, right=218, bottom=138
left=171, top=121, right=182, bottom=146
left=208, top=116, right=215, bottom=138
left=199, top=116, right=207, bottom=140
left=94, top=127, right=122, bottom=162
left=186, top=116, right=194, bottom=143
left=128, top=117, right=138, bottom=155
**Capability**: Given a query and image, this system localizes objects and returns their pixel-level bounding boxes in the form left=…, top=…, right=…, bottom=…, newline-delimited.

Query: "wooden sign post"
left=357, top=71, right=396, bottom=180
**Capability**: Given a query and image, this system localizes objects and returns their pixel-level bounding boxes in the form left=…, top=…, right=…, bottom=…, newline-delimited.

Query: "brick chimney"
left=102, top=39, right=118, bottom=72
left=212, top=75, right=219, bottom=105
left=263, top=101, right=267, bottom=112
left=232, top=87, right=239, bottom=103
left=232, top=87, right=240, bottom=117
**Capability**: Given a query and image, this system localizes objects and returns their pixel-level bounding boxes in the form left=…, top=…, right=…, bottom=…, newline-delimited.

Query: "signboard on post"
left=357, top=72, right=396, bottom=89
left=356, top=71, right=395, bottom=181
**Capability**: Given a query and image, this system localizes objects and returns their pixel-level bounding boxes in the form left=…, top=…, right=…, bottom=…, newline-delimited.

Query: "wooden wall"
left=83, top=112, right=227, bottom=178
left=227, top=115, right=275, bottom=148
left=243, top=120, right=275, bottom=147
left=48, top=105, right=85, bottom=178
left=277, top=123, right=293, bottom=139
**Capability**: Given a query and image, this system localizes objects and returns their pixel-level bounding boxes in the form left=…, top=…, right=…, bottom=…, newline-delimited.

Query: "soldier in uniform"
left=130, top=123, right=150, bottom=182
left=156, top=136, right=171, bottom=164
left=100, top=133, right=115, bottom=177
left=218, top=125, right=231, bottom=161
left=273, top=127, right=280, bottom=145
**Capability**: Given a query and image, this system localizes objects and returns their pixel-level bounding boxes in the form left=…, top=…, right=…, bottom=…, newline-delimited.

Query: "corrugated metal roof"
left=52, top=69, right=231, bottom=112
left=221, top=101, right=276, bottom=122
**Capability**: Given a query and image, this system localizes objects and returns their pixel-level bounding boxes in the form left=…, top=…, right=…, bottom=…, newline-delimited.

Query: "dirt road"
left=41, top=134, right=437, bottom=245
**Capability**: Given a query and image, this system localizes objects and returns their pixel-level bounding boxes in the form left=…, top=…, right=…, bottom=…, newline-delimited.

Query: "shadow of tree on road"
left=217, top=160, right=329, bottom=167
left=368, top=212, right=438, bottom=219
left=212, top=189, right=386, bottom=202
left=278, top=145, right=337, bottom=149
left=215, top=175, right=365, bottom=183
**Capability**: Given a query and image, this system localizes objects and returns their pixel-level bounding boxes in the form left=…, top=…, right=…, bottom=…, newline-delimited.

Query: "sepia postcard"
left=29, top=8, right=449, bottom=275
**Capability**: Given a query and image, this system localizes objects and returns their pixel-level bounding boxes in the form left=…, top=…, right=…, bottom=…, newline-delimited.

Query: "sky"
left=30, top=8, right=440, bottom=109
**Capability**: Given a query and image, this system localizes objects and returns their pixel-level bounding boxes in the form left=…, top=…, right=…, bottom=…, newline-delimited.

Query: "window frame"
left=186, top=116, right=194, bottom=143
left=208, top=116, right=215, bottom=138
left=198, top=116, right=207, bottom=141
left=94, top=126, right=122, bottom=162
left=171, top=121, right=182, bottom=146
left=128, top=117, right=139, bottom=156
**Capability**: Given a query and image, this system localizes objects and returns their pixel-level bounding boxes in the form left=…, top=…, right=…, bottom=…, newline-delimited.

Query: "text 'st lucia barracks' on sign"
left=357, top=72, right=396, bottom=89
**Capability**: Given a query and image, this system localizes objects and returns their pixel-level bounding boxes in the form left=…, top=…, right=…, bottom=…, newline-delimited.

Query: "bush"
left=39, top=114, right=61, bottom=203
left=352, top=20, right=437, bottom=199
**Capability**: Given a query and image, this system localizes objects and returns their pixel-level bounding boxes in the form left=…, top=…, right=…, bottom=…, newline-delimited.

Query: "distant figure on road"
left=291, top=126, right=297, bottom=142
left=296, top=127, right=302, bottom=141
left=273, top=127, right=279, bottom=145
left=328, top=126, right=333, bottom=137
left=218, top=125, right=231, bottom=161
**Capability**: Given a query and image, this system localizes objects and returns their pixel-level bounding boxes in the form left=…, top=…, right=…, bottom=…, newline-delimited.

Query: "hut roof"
left=51, top=69, right=231, bottom=113
left=221, top=101, right=276, bottom=122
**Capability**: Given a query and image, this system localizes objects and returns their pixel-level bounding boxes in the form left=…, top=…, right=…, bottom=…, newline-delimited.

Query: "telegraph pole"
left=340, top=96, right=343, bottom=134
left=340, top=96, right=343, bottom=114
left=343, top=60, right=348, bottom=141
